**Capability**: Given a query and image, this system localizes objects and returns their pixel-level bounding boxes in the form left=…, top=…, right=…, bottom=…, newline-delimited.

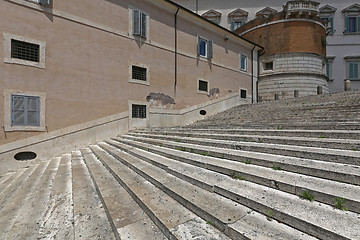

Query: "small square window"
left=265, top=62, right=273, bottom=71
left=197, top=36, right=213, bottom=59
left=240, top=54, right=247, bottom=71
left=132, top=66, right=147, bottom=81
left=240, top=89, right=247, bottom=99
left=198, top=80, right=208, bottom=92
left=11, top=39, right=40, bottom=62
left=132, top=104, right=146, bottom=118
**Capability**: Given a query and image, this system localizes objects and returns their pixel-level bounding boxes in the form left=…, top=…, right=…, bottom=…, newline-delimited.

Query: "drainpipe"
left=251, top=46, right=256, bottom=103
left=174, top=8, right=180, bottom=99
left=195, top=0, right=198, bottom=14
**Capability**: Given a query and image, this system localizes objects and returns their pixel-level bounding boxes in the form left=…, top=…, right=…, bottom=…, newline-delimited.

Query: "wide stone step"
left=97, top=142, right=317, bottom=240
left=71, top=150, right=117, bottom=240
left=80, top=148, right=167, bottom=240
left=129, top=131, right=360, bottom=150
left=123, top=134, right=360, bottom=167
left=89, top=144, right=230, bottom=240
left=98, top=142, right=360, bottom=240
left=118, top=135, right=360, bottom=186
left=38, top=154, right=75, bottom=240
left=0, top=160, right=51, bottom=239
left=4, top=157, right=61, bottom=240
left=107, top=138, right=360, bottom=214
left=138, top=128, right=360, bottom=140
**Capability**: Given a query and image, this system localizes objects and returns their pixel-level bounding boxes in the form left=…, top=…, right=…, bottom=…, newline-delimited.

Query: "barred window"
left=132, top=104, right=146, bottom=118
left=132, top=66, right=147, bottom=81
left=11, top=39, right=40, bottom=62
left=240, top=89, right=247, bottom=99
left=198, top=80, right=208, bottom=92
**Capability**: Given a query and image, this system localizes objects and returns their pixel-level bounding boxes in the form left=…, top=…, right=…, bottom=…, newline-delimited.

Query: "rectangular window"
left=197, top=36, right=213, bottom=59
left=11, top=39, right=40, bottom=62
left=133, top=10, right=147, bottom=39
left=132, top=104, right=146, bottom=118
left=321, top=17, right=334, bottom=34
left=198, top=80, right=208, bottom=92
left=241, top=54, right=247, bottom=71
left=348, top=62, right=359, bottom=79
left=132, top=66, right=147, bottom=81
left=11, top=95, right=40, bottom=126
left=240, top=89, right=247, bottom=99
left=231, top=20, right=246, bottom=31
left=265, top=62, right=273, bottom=71
left=345, top=16, right=360, bottom=33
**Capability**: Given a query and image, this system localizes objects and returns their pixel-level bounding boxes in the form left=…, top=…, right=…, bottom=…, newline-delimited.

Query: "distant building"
left=235, top=1, right=329, bottom=100
left=174, top=0, right=360, bottom=93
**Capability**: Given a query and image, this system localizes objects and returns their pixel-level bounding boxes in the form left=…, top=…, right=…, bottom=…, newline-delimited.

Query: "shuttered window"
left=11, top=95, right=40, bottom=126
left=241, top=54, right=247, bottom=71
left=133, top=9, right=147, bottom=39
left=345, top=16, right=360, bottom=33
left=197, top=36, right=213, bottom=59
left=349, top=62, right=359, bottom=79
left=132, top=104, right=146, bottom=118
left=321, top=17, right=334, bottom=34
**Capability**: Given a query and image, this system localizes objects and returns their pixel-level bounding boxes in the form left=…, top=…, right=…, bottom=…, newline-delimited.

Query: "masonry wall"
left=0, top=0, right=254, bottom=145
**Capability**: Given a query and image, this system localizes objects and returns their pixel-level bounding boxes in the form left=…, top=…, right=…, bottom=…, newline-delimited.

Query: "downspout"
left=195, top=0, right=198, bottom=14
left=251, top=46, right=256, bottom=103
left=174, top=8, right=180, bottom=99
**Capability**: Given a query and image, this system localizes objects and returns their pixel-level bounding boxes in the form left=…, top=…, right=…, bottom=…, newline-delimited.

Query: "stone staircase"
left=0, top=90, right=360, bottom=239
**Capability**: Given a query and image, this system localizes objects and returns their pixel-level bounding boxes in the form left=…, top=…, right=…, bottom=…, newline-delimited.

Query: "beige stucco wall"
left=0, top=0, right=255, bottom=147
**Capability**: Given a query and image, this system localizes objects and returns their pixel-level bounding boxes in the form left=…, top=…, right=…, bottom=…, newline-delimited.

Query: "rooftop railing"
left=284, top=1, right=320, bottom=14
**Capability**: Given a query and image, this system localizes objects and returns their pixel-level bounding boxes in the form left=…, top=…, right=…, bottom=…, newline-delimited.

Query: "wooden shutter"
left=345, top=16, right=349, bottom=33
left=11, top=95, right=25, bottom=126
left=207, top=40, right=213, bottom=59
left=354, top=63, right=359, bottom=79
left=231, top=22, right=235, bottom=31
left=330, top=17, right=334, bottom=33
left=357, top=16, right=360, bottom=33
left=27, top=96, right=40, bottom=126
left=197, top=36, right=201, bottom=56
left=141, top=12, right=147, bottom=38
left=133, top=9, right=141, bottom=36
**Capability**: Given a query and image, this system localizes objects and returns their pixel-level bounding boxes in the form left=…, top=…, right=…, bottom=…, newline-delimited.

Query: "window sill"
left=343, top=32, right=360, bottom=35
left=197, top=90, right=209, bottom=95
left=345, top=78, right=360, bottom=81
left=129, top=79, right=150, bottom=86
left=4, top=57, right=45, bottom=69
left=4, top=125, right=46, bottom=132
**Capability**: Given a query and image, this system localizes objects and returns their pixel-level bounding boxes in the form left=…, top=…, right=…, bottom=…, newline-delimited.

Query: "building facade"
left=0, top=0, right=260, bottom=171
left=174, top=0, right=360, bottom=93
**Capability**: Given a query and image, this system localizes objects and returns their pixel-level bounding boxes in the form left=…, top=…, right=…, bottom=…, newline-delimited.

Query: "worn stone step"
left=89, top=144, right=230, bottom=240
left=98, top=142, right=333, bottom=240
left=129, top=131, right=360, bottom=150
left=140, top=128, right=360, bottom=140
left=71, top=150, right=117, bottom=240
left=117, top=136, right=360, bottom=186
left=107, top=138, right=360, bottom=214
left=38, top=154, right=74, bottom=239
left=124, top=133, right=360, bottom=166
left=0, top=167, right=30, bottom=201
left=0, top=160, right=50, bottom=239
left=5, top=157, right=61, bottom=240
left=80, top=148, right=167, bottom=240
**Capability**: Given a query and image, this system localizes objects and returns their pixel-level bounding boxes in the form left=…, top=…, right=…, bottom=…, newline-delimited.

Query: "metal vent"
left=198, top=80, right=208, bottom=92
left=11, top=39, right=40, bottom=62
left=132, top=104, right=146, bottom=118
left=132, top=66, right=147, bottom=81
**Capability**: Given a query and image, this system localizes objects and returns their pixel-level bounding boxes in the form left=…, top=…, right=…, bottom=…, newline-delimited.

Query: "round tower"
left=236, top=0, right=329, bottom=101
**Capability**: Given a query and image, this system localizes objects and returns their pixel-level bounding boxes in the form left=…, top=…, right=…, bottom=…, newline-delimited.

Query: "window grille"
left=198, top=80, right=208, bottom=92
left=132, top=66, right=147, bottom=81
left=11, top=39, right=40, bottom=62
left=132, top=104, right=146, bottom=118
left=11, top=95, right=40, bottom=126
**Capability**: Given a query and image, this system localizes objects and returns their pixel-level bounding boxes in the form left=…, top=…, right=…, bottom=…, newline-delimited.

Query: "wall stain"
left=208, top=88, right=220, bottom=99
left=146, top=93, right=175, bottom=109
